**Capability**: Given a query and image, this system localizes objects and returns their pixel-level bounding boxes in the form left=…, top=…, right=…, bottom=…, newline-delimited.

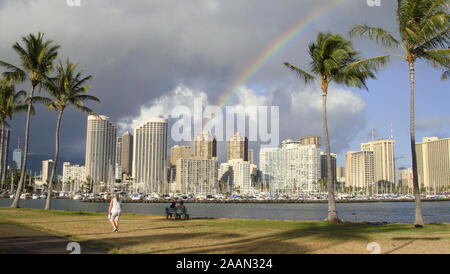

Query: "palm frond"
left=30, top=95, right=52, bottom=105
left=349, top=24, right=400, bottom=49
left=283, top=62, right=316, bottom=84
left=421, top=48, right=450, bottom=68
left=441, top=69, right=450, bottom=80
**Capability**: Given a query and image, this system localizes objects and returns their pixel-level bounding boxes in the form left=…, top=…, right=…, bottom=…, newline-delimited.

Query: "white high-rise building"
left=416, top=137, right=450, bottom=191
left=176, top=157, right=218, bottom=194
left=85, top=115, right=117, bottom=187
left=259, top=147, right=282, bottom=193
left=281, top=140, right=321, bottom=193
left=13, top=147, right=22, bottom=170
left=228, top=159, right=252, bottom=195
left=361, top=139, right=395, bottom=185
left=345, top=151, right=375, bottom=189
left=133, top=118, right=168, bottom=193
left=62, top=162, right=86, bottom=192
left=42, top=159, right=55, bottom=185
left=259, top=140, right=321, bottom=194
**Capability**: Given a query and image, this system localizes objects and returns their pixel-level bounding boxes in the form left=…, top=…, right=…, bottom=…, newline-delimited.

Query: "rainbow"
left=215, top=0, right=349, bottom=108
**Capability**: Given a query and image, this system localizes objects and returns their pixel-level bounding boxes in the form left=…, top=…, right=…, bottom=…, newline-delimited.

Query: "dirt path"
left=0, top=222, right=102, bottom=254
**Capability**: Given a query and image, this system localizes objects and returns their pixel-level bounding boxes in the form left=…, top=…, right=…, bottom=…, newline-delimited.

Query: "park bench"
left=165, top=207, right=189, bottom=220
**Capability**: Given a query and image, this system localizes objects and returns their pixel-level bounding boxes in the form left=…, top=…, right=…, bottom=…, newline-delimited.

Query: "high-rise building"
left=282, top=140, right=321, bottom=192
left=193, top=131, right=216, bottom=159
left=0, top=128, right=10, bottom=183
left=170, top=145, right=192, bottom=166
left=337, top=166, right=346, bottom=185
left=85, top=115, right=117, bottom=185
left=121, top=131, right=133, bottom=176
left=260, top=140, right=321, bottom=193
left=62, top=162, right=86, bottom=192
left=115, top=137, right=122, bottom=180
left=299, top=136, right=321, bottom=148
left=219, top=159, right=253, bottom=195
left=248, top=149, right=254, bottom=165
left=227, top=132, right=248, bottom=161
left=228, top=159, right=251, bottom=195
left=337, top=166, right=345, bottom=178
left=133, top=118, right=168, bottom=193
left=397, top=167, right=413, bottom=189
left=259, top=147, right=282, bottom=192
left=42, top=159, right=55, bottom=184
left=416, top=137, right=450, bottom=191
left=361, top=139, right=395, bottom=185
left=176, top=156, right=218, bottom=194
left=12, top=137, right=22, bottom=170
left=320, top=152, right=337, bottom=183
left=345, top=151, right=375, bottom=188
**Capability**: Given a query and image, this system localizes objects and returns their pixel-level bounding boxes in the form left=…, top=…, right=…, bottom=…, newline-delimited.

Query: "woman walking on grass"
left=108, top=193, right=121, bottom=232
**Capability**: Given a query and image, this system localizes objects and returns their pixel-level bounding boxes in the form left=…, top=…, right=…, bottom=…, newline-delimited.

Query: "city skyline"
left=0, top=1, right=448, bottom=173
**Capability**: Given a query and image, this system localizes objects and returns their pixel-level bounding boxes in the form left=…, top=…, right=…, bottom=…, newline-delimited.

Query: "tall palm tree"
left=284, top=32, right=388, bottom=223
left=0, top=32, right=60, bottom=208
left=350, top=0, right=449, bottom=226
left=42, top=60, right=98, bottom=210
left=0, top=79, right=28, bottom=189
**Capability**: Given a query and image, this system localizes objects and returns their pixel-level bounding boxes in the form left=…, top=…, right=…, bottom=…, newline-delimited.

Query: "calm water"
left=1, top=198, right=449, bottom=223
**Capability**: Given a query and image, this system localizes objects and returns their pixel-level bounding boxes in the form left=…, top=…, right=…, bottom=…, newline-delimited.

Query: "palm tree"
left=284, top=32, right=388, bottom=223
left=42, top=60, right=98, bottom=210
left=0, top=32, right=60, bottom=208
left=0, top=79, right=28, bottom=189
left=350, top=0, right=449, bottom=226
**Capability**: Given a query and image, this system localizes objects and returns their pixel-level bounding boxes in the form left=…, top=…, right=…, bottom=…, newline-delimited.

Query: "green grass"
left=1, top=207, right=449, bottom=254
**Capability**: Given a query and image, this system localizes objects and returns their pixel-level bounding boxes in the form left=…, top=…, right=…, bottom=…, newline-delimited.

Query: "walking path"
left=0, top=222, right=102, bottom=254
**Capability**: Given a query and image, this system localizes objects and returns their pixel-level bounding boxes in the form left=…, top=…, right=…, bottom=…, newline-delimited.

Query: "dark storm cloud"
left=0, top=0, right=399, bottom=171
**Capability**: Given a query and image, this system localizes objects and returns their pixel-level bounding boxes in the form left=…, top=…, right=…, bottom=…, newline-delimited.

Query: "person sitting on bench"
left=168, top=202, right=176, bottom=219
left=177, top=201, right=185, bottom=208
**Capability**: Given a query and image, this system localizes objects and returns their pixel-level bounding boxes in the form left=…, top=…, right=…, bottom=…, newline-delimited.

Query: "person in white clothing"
left=108, top=193, right=122, bottom=232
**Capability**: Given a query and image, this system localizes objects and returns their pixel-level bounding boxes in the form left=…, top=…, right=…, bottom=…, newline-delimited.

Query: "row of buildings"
left=343, top=137, right=450, bottom=193
left=61, top=114, right=450, bottom=194
left=3, top=114, right=448, bottom=195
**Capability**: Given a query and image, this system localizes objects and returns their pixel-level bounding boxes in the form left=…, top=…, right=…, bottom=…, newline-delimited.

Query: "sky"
left=0, top=0, right=448, bottom=173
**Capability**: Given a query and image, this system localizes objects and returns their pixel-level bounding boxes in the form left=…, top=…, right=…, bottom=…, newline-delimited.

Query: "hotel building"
left=133, top=118, right=168, bottom=193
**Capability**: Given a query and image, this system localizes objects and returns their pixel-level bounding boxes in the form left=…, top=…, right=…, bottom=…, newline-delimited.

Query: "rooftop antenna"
left=390, top=122, right=394, bottom=140
left=371, top=125, right=375, bottom=141
left=17, top=136, right=20, bottom=149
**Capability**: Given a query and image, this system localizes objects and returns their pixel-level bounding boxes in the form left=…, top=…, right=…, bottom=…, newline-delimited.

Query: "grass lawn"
left=0, top=207, right=449, bottom=254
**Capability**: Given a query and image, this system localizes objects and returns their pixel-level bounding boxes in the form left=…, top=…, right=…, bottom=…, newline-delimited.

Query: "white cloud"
left=118, top=83, right=367, bottom=164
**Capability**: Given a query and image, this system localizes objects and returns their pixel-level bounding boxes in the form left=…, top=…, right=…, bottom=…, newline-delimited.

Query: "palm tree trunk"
left=10, top=85, right=35, bottom=208
left=323, top=87, right=338, bottom=223
left=0, top=123, right=4, bottom=189
left=409, top=61, right=424, bottom=226
left=45, top=109, right=63, bottom=210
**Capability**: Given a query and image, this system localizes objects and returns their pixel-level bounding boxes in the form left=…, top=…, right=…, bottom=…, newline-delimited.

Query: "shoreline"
left=81, top=197, right=450, bottom=204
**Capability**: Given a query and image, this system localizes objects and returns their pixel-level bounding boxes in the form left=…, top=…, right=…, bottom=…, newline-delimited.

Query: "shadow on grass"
left=85, top=221, right=449, bottom=254
left=82, top=231, right=242, bottom=253
left=392, top=237, right=441, bottom=240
